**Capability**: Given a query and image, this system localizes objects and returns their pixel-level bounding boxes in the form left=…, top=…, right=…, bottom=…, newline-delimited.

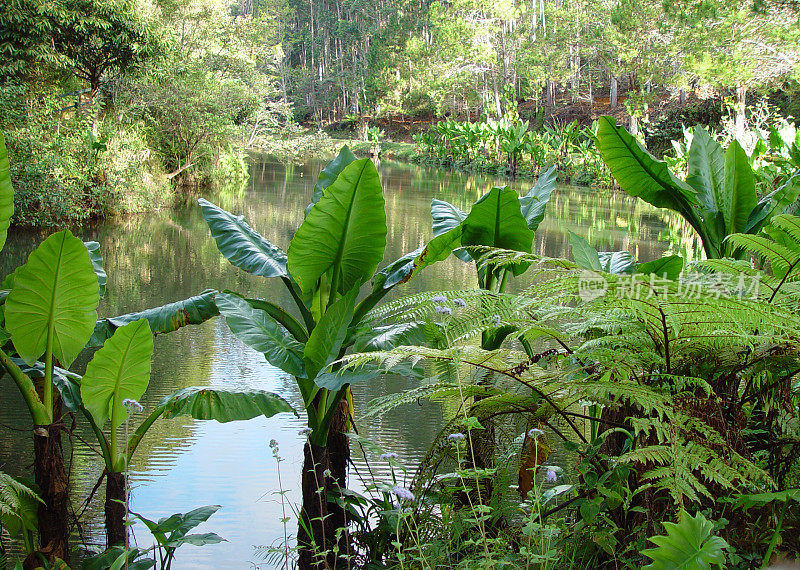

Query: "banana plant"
left=198, top=146, right=451, bottom=566
left=595, top=117, right=792, bottom=259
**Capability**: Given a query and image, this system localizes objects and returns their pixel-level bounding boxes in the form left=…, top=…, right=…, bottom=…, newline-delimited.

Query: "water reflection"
left=0, top=156, right=693, bottom=567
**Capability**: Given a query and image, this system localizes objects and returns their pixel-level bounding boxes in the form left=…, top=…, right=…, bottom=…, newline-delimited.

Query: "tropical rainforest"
left=1, top=0, right=800, bottom=569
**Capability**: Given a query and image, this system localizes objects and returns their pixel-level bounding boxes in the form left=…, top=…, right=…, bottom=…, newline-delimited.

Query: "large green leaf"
left=431, top=199, right=470, bottom=262
left=304, top=287, right=358, bottom=380
left=598, top=251, right=635, bottom=274
left=240, top=296, right=308, bottom=343
left=199, top=199, right=287, bottom=278
left=595, top=117, right=703, bottom=234
left=160, top=386, right=295, bottom=421
left=81, top=319, right=153, bottom=430
left=305, top=145, right=357, bottom=216
left=0, top=132, right=14, bottom=252
left=288, top=158, right=386, bottom=296
left=89, top=290, right=219, bottom=347
left=721, top=140, right=757, bottom=237
left=215, top=292, right=306, bottom=377
left=5, top=230, right=99, bottom=367
left=84, top=241, right=107, bottom=298
left=462, top=186, right=534, bottom=255
left=634, top=256, right=684, bottom=280
left=431, top=199, right=467, bottom=236
left=519, top=164, right=557, bottom=230
left=642, top=510, right=729, bottom=570
left=130, top=505, right=223, bottom=548
left=686, top=126, right=725, bottom=217
left=569, top=231, right=602, bottom=271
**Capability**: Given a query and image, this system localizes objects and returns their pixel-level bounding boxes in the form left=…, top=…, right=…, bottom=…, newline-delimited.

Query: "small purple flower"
left=528, top=428, right=544, bottom=439
left=545, top=468, right=558, bottom=483
left=435, top=306, right=453, bottom=315
left=122, top=399, right=143, bottom=413
left=392, top=485, right=415, bottom=501
left=447, top=432, right=465, bottom=441
left=432, top=295, right=447, bottom=303
left=298, top=427, right=312, bottom=436
left=453, top=298, right=466, bottom=308
left=491, top=314, right=501, bottom=326
left=380, top=452, right=399, bottom=460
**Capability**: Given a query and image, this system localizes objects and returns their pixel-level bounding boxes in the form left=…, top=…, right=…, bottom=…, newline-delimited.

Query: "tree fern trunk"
left=32, top=424, right=69, bottom=563
left=105, top=471, right=127, bottom=547
left=297, top=399, right=350, bottom=569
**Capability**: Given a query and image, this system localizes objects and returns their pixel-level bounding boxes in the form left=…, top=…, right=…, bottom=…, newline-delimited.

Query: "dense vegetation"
left=3, top=0, right=800, bottom=224
left=1, top=0, right=800, bottom=569
left=2, top=109, right=800, bottom=567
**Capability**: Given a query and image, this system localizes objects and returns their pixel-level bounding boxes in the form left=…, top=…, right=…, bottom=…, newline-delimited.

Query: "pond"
left=0, top=155, right=694, bottom=568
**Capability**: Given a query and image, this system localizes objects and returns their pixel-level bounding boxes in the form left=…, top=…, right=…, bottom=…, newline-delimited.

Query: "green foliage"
left=89, top=289, right=220, bottom=348
left=5, top=230, right=99, bottom=369
left=596, top=117, right=772, bottom=259
left=0, top=472, right=41, bottom=554
left=81, top=319, right=153, bottom=433
left=50, top=0, right=161, bottom=92
left=0, top=132, right=14, bottom=250
left=642, top=510, right=729, bottom=570
left=343, top=248, right=800, bottom=566
left=287, top=158, right=386, bottom=297
left=85, top=506, right=225, bottom=569
left=119, top=64, right=259, bottom=179
left=159, top=387, right=296, bottom=423
left=201, top=147, right=445, bottom=448
left=415, top=117, right=606, bottom=184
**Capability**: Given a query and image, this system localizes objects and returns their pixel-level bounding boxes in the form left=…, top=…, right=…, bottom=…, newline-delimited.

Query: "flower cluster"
left=122, top=398, right=143, bottom=413
left=392, top=485, right=415, bottom=501
left=447, top=432, right=465, bottom=441
left=380, top=452, right=399, bottom=460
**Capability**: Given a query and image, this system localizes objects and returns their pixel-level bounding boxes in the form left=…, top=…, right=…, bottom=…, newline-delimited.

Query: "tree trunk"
left=105, top=472, right=127, bottom=547
left=297, top=399, right=350, bottom=569
left=610, top=76, right=618, bottom=108
left=735, top=84, right=748, bottom=141
left=33, top=425, right=69, bottom=563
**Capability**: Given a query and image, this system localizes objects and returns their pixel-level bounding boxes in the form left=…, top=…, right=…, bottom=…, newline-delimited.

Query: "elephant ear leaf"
left=431, top=199, right=470, bottom=262
left=5, top=230, right=99, bottom=367
left=519, top=164, right=557, bottom=230
left=569, top=231, right=602, bottom=271
left=160, top=387, right=295, bottom=422
left=595, top=117, right=702, bottom=230
left=199, top=199, right=287, bottom=278
left=722, top=140, right=757, bottom=236
left=305, top=145, right=357, bottom=216
left=215, top=292, right=306, bottom=378
left=642, top=510, right=729, bottom=570
left=84, top=241, right=107, bottom=298
left=89, top=289, right=219, bottom=348
left=0, top=132, right=14, bottom=252
left=288, top=158, right=386, bottom=296
left=635, top=255, right=684, bottom=281
left=686, top=126, right=725, bottom=216
left=81, top=319, right=153, bottom=430
left=462, top=186, right=534, bottom=253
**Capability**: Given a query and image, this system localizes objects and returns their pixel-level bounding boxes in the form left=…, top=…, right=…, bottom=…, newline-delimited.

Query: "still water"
left=0, top=156, right=694, bottom=568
